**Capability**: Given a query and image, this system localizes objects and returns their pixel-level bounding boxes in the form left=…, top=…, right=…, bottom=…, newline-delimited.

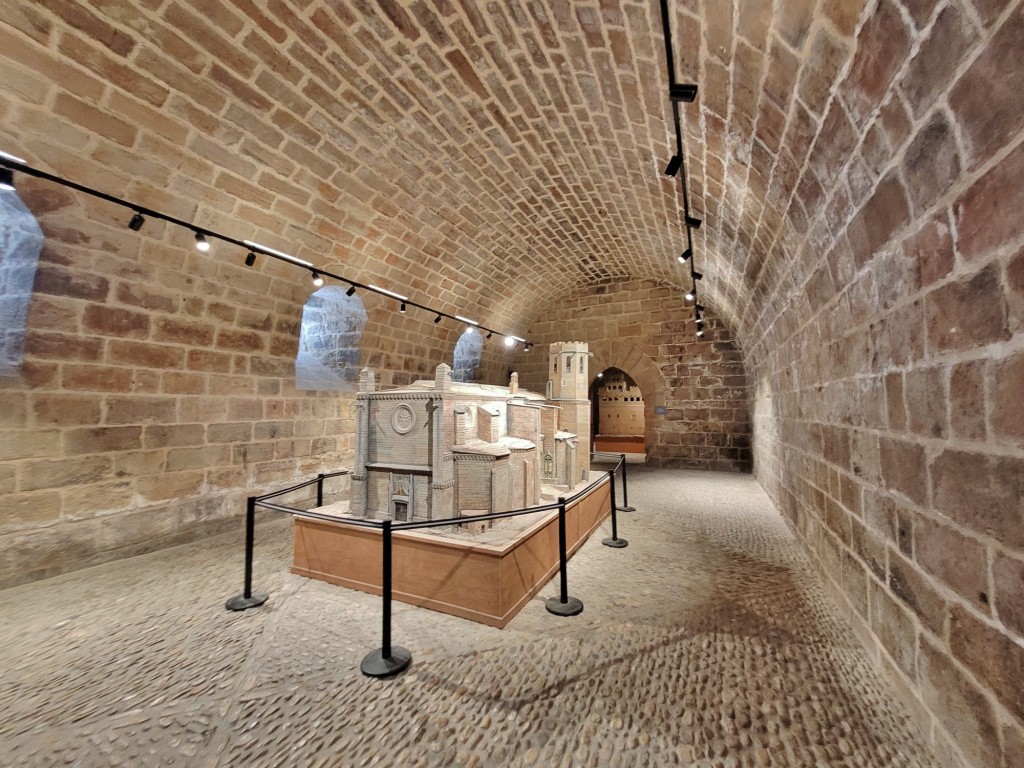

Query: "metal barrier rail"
left=226, top=455, right=635, bottom=677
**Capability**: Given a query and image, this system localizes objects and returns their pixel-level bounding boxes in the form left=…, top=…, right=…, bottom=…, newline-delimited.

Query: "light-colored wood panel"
left=292, top=475, right=613, bottom=627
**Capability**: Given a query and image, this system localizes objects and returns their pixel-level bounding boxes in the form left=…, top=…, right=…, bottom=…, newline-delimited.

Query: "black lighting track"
left=0, top=152, right=531, bottom=349
left=658, top=0, right=704, bottom=330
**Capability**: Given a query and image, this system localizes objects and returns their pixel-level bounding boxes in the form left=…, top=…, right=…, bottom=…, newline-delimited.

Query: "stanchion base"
left=225, top=593, right=268, bottom=611
left=602, top=537, right=629, bottom=548
left=360, top=646, right=412, bottom=678
left=617, top=505, right=636, bottom=513
left=545, top=596, right=584, bottom=616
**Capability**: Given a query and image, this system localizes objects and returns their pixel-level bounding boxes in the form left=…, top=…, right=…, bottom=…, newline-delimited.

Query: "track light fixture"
left=695, top=304, right=705, bottom=313
left=524, top=343, right=532, bottom=352
left=2, top=151, right=532, bottom=350
left=685, top=289, right=695, bottom=301
left=695, top=317, right=704, bottom=326
left=685, top=216, right=702, bottom=229
left=692, top=271, right=703, bottom=281
left=678, top=248, right=692, bottom=263
left=399, top=301, right=407, bottom=313
left=242, top=240, right=311, bottom=267
left=696, top=328, right=704, bottom=337
left=664, top=155, right=682, bottom=177
left=669, top=83, right=698, bottom=103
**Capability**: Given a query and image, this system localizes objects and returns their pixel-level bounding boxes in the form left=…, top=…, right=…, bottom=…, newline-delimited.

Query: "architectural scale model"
left=349, top=342, right=591, bottom=525
left=596, top=371, right=646, bottom=436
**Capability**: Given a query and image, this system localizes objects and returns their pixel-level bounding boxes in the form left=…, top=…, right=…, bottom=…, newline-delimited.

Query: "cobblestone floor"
left=0, top=467, right=940, bottom=767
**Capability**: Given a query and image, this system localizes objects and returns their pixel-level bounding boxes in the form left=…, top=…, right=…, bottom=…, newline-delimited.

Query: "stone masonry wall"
left=516, top=279, right=751, bottom=472
left=738, top=2, right=1024, bottom=766
left=0, top=3, right=527, bottom=587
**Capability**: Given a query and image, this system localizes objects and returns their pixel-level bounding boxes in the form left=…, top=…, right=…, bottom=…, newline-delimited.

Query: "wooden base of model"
left=292, top=477, right=611, bottom=627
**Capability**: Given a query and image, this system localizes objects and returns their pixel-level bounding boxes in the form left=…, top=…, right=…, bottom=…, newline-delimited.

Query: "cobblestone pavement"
left=0, top=468, right=940, bottom=767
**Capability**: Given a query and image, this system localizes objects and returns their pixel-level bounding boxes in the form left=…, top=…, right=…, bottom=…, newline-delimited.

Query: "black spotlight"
left=346, top=284, right=356, bottom=297
left=677, top=248, right=692, bottom=263
left=685, top=215, right=702, bottom=229
left=0, top=168, right=14, bottom=191
left=692, top=271, right=703, bottom=281
left=244, top=251, right=256, bottom=267
left=128, top=212, right=145, bottom=231
left=524, top=343, right=532, bottom=352
left=486, top=332, right=493, bottom=340
left=695, top=304, right=705, bottom=313
left=669, top=83, right=698, bottom=103
left=664, top=154, right=682, bottom=177
left=399, top=301, right=407, bottom=313
left=434, top=314, right=442, bottom=324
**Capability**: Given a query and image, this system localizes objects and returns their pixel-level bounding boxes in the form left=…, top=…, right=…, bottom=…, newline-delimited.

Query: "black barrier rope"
left=225, top=457, right=634, bottom=677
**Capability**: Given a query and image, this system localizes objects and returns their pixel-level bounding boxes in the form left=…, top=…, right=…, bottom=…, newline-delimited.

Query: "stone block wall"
left=738, top=3, right=1024, bottom=766
left=0, top=4, right=527, bottom=587
left=516, top=279, right=751, bottom=472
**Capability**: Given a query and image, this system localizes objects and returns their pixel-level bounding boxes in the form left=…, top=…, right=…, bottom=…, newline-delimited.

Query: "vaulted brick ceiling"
left=296, top=0, right=874, bottom=346
left=60, top=0, right=867, bottom=349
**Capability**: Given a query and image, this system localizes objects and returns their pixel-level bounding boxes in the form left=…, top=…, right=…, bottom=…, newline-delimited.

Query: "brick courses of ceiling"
left=0, top=1, right=1022, bottom=766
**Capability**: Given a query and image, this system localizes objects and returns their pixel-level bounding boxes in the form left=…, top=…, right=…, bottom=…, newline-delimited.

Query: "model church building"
left=349, top=341, right=591, bottom=522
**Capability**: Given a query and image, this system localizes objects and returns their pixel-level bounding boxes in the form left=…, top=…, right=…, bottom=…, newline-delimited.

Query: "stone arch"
left=451, top=328, right=482, bottom=383
left=587, top=339, right=670, bottom=461
left=0, top=189, right=44, bottom=376
left=295, top=286, right=367, bottom=391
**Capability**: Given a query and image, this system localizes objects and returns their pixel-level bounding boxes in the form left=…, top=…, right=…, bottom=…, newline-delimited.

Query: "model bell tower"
left=547, top=341, right=591, bottom=484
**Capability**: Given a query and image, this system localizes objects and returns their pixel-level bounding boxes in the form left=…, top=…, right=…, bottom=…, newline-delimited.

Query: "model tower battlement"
left=545, top=341, right=591, bottom=485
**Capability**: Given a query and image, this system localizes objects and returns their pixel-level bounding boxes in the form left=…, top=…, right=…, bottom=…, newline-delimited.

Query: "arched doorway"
left=590, top=367, right=646, bottom=461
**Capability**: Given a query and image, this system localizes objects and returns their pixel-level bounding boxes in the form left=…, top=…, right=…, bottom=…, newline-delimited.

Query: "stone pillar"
left=350, top=368, right=376, bottom=516
left=429, top=364, right=454, bottom=519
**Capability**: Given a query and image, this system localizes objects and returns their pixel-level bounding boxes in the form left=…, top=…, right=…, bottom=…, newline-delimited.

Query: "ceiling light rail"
left=658, top=0, right=706, bottom=339
left=0, top=153, right=532, bottom=351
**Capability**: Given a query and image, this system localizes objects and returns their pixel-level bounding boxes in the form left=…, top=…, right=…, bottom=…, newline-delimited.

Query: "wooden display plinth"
left=292, top=478, right=611, bottom=627
left=594, top=435, right=646, bottom=454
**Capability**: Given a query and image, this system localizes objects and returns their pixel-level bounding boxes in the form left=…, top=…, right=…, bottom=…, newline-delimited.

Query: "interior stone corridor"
left=0, top=467, right=939, bottom=767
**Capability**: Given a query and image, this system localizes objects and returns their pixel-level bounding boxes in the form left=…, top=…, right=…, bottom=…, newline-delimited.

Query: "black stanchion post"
left=618, top=454, right=636, bottom=513
left=545, top=497, right=584, bottom=616
left=226, top=496, right=269, bottom=611
left=361, top=519, right=412, bottom=677
left=316, top=473, right=324, bottom=507
left=602, top=470, right=628, bottom=548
